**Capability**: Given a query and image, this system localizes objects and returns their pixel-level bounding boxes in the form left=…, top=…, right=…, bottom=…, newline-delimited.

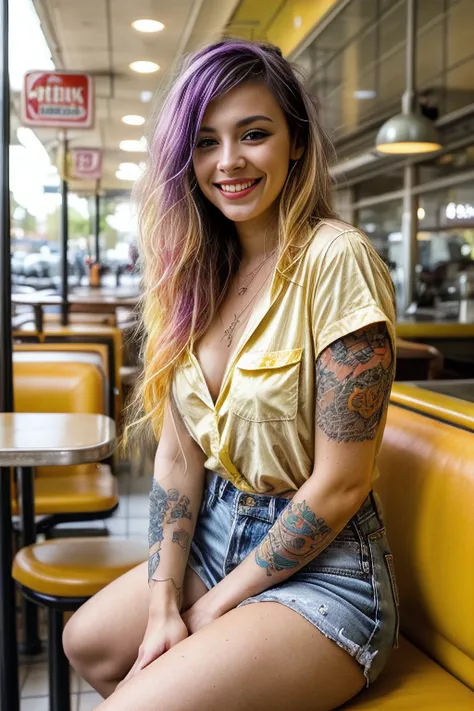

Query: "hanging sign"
left=69, top=148, right=102, bottom=180
left=22, top=71, right=94, bottom=128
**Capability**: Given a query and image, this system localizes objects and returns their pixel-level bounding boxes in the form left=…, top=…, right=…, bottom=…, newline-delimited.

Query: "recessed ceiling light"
left=140, top=91, right=153, bottom=103
left=132, top=19, right=165, bottom=33
left=116, top=162, right=145, bottom=181
left=119, top=138, right=147, bottom=153
left=121, top=114, right=145, bottom=126
left=129, top=61, right=160, bottom=74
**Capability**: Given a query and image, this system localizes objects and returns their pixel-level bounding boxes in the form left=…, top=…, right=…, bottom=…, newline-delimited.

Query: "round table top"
left=0, top=413, right=116, bottom=466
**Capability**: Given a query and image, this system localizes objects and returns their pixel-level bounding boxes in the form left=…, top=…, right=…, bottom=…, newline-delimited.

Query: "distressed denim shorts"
left=188, top=470, right=399, bottom=686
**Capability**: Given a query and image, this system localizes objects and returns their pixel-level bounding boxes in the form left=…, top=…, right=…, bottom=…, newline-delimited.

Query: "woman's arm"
left=184, top=323, right=394, bottom=625
left=148, top=394, right=207, bottom=616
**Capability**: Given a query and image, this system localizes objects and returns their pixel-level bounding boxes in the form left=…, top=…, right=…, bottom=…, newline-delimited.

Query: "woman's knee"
left=63, top=609, right=94, bottom=668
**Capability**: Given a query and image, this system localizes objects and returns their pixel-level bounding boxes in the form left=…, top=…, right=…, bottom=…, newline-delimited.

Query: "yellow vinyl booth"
left=12, top=361, right=118, bottom=530
left=347, top=385, right=474, bottom=709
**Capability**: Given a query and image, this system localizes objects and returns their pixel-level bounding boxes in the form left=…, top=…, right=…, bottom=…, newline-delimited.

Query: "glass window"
left=447, top=0, right=474, bottom=68
left=418, top=182, right=474, bottom=268
left=418, top=146, right=474, bottom=184
left=417, top=18, right=444, bottom=87
left=358, top=199, right=404, bottom=301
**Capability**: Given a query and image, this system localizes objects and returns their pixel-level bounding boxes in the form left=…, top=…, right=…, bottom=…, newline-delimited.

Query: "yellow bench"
left=346, top=386, right=474, bottom=708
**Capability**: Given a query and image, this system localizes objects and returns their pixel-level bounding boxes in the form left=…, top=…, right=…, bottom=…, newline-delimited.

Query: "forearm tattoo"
left=148, top=479, right=193, bottom=582
left=255, top=499, right=332, bottom=577
left=316, top=323, right=394, bottom=442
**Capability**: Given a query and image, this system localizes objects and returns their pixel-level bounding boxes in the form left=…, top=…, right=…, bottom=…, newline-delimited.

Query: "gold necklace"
left=219, top=265, right=275, bottom=348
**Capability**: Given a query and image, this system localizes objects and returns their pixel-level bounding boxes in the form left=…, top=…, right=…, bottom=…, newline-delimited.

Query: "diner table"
left=0, top=412, right=116, bottom=711
left=12, top=292, right=138, bottom=331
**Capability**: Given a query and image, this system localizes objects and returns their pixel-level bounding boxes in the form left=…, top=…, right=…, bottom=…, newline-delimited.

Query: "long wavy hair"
left=125, top=37, right=336, bottom=447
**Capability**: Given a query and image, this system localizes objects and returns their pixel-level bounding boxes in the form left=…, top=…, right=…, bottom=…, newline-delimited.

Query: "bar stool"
left=13, top=537, right=146, bottom=711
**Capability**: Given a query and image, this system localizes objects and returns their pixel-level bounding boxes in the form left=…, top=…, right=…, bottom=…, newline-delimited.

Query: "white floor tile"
left=128, top=517, right=148, bottom=537
left=22, top=662, right=48, bottom=697
left=21, top=697, right=49, bottom=711
left=128, top=494, right=150, bottom=517
left=105, top=517, right=128, bottom=536
left=78, top=690, right=103, bottom=710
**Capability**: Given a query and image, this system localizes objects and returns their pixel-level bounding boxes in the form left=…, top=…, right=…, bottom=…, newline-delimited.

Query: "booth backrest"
left=376, top=399, right=474, bottom=689
left=13, top=352, right=107, bottom=416
left=14, top=361, right=104, bottom=415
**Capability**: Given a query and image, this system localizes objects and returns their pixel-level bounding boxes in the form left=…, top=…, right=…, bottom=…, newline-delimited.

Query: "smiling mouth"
left=214, top=178, right=262, bottom=194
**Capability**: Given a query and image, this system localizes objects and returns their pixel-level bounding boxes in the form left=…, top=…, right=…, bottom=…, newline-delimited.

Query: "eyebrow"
left=198, top=114, right=274, bottom=133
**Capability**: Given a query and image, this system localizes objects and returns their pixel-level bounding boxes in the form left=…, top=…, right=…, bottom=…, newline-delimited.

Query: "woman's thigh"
left=95, top=600, right=365, bottom=711
left=64, top=561, right=208, bottom=678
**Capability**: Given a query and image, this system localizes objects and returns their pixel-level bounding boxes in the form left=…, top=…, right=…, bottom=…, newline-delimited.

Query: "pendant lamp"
left=375, top=0, right=442, bottom=155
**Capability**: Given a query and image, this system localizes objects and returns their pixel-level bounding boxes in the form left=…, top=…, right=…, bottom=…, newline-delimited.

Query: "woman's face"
left=192, top=81, right=300, bottom=226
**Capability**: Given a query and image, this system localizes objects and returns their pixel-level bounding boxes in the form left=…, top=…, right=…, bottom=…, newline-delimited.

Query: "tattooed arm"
left=148, top=394, right=207, bottom=613
left=188, top=323, right=394, bottom=619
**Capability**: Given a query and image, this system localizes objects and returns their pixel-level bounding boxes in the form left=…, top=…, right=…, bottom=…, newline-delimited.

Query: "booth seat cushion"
left=13, top=537, right=147, bottom=598
left=11, top=465, right=118, bottom=515
left=35, top=462, right=102, bottom=478
left=376, top=404, right=474, bottom=689
left=343, top=637, right=474, bottom=709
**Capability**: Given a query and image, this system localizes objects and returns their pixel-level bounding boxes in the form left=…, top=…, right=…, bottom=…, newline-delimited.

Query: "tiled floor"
left=19, top=465, right=152, bottom=710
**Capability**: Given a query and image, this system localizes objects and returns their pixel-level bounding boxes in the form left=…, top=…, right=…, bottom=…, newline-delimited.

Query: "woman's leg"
left=94, top=601, right=365, bottom=711
left=63, top=562, right=208, bottom=698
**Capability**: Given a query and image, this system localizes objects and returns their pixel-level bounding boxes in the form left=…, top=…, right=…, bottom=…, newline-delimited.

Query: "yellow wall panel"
left=267, top=0, right=338, bottom=56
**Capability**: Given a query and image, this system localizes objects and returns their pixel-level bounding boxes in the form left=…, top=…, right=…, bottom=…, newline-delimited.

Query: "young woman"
left=63, top=39, right=399, bottom=711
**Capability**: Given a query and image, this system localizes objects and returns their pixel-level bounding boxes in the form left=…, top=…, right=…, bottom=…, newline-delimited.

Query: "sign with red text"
left=69, top=148, right=102, bottom=180
left=22, top=71, right=94, bottom=128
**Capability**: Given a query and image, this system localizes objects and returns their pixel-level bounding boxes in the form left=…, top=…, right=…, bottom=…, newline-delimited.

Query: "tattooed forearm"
left=255, top=499, right=332, bottom=577
left=147, top=479, right=194, bottom=582
left=316, top=323, right=394, bottom=442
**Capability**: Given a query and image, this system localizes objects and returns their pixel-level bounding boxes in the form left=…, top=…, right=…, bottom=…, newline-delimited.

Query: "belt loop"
left=269, top=497, right=276, bottom=523
left=218, top=476, right=228, bottom=498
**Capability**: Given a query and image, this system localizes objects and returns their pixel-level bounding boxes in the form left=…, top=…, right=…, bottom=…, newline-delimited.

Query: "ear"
left=290, top=134, right=304, bottom=161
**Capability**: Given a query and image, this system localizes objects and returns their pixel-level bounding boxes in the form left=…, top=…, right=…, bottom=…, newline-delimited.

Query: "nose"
left=216, top=139, right=245, bottom=173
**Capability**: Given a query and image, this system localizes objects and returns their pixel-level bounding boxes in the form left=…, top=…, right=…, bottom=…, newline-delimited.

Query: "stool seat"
left=11, top=466, right=118, bottom=515
left=13, top=537, right=146, bottom=598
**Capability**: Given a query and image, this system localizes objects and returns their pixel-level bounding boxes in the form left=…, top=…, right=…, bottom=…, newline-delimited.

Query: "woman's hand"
left=181, top=597, right=223, bottom=634
left=117, top=610, right=189, bottom=691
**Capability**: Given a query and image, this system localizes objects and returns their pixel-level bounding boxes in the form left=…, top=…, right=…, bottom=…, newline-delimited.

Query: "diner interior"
left=0, top=1, right=473, bottom=710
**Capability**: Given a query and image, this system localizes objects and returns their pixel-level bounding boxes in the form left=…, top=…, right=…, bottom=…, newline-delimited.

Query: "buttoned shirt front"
left=171, top=219, right=397, bottom=495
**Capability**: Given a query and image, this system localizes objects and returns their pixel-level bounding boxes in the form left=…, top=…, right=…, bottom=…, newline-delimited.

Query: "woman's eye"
left=242, top=130, right=269, bottom=141
left=196, top=137, right=217, bottom=148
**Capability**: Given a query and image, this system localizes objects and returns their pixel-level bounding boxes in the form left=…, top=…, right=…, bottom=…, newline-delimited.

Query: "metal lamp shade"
left=375, top=112, right=442, bottom=154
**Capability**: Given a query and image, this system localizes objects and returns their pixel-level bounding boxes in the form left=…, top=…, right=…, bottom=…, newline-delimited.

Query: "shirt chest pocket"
left=230, top=348, right=303, bottom=423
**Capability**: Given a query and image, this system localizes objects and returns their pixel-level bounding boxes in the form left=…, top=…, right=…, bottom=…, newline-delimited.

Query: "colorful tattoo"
left=147, top=479, right=193, bottom=582
left=316, top=323, right=394, bottom=442
left=255, top=499, right=332, bottom=576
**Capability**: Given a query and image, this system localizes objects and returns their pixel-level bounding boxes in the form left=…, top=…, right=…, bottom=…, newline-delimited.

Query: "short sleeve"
left=311, top=230, right=397, bottom=359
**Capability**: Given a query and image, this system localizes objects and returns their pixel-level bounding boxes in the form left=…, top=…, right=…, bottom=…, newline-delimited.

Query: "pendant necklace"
left=219, top=264, right=275, bottom=348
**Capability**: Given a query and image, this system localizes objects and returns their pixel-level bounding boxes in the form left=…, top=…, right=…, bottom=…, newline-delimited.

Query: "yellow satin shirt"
left=171, top=219, right=397, bottom=495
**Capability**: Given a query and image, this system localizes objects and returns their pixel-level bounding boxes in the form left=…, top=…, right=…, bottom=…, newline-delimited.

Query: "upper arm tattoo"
left=148, top=479, right=193, bottom=582
left=316, top=323, right=394, bottom=442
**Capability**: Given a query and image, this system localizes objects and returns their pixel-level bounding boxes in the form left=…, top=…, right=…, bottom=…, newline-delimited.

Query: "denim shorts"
left=187, top=470, right=399, bottom=686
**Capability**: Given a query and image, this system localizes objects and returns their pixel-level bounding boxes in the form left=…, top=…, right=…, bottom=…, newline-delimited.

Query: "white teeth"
left=219, top=180, right=257, bottom=193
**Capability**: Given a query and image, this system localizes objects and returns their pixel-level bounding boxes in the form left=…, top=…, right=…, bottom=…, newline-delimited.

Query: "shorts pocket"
left=367, top=529, right=400, bottom=649
left=230, top=348, right=303, bottom=423
left=298, top=524, right=366, bottom=578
